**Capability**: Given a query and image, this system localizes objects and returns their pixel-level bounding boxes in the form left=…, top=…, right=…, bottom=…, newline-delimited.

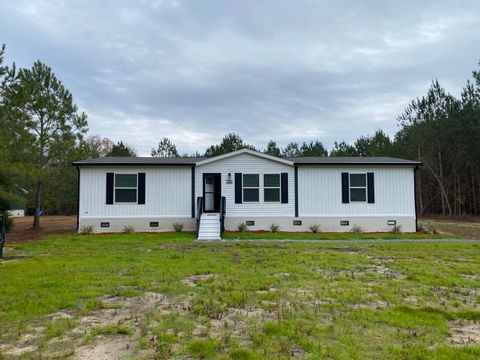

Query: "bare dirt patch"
left=7, top=216, right=76, bottom=243
left=182, top=273, right=214, bottom=287
left=0, top=292, right=188, bottom=359
left=449, top=320, right=480, bottom=345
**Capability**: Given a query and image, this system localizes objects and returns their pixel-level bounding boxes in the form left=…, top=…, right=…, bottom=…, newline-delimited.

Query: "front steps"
left=197, top=213, right=221, bottom=240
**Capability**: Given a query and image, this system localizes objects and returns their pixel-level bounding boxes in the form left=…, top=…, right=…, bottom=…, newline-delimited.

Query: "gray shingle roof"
left=73, top=157, right=204, bottom=166
left=289, top=156, right=421, bottom=165
left=74, top=155, right=420, bottom=166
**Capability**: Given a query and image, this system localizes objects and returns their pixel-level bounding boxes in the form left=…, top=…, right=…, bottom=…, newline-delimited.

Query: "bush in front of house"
left=390, top=224, right=403, bottom=234
left=350, top=224, right=364, bottom=234
left=237, top=222, right=248, bottom=232
left=79, top=225, right=94, bottom=235
left=269, top=223, right=280, bottom=233
left=172, top=222, right=184, bottom=232
left=309, top=224, right=321, bottom=233
left=122, top=225, right=135, bottom=234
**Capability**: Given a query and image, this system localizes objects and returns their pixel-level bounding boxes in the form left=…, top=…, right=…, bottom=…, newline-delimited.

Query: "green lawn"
left=0, top=232, right=479, bottom=359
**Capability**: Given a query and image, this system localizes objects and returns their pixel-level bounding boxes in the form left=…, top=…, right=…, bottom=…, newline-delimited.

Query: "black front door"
left=203, top=173, right=221, bottom=213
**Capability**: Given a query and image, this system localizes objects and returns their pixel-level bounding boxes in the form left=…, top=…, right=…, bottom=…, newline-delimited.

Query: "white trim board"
left=196, top=148, right=293, bottom=166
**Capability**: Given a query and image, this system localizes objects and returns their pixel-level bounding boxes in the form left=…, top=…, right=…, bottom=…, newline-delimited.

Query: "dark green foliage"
left=300, top=140, right=328, bottom=157
left=204, top=133, right=256, bottom=157
left=354, top=130, right=394, bottom=157
left=264, top=140, right=281, bottom=157
left=329, top=140, right=358, bottom=156
left=282, top=142, right=302, bottom=157
left=2, top=59, right=88, bottom=226
left=107, top=141, right=136, bottom=157
left=151, top=137, right=179, bottom=157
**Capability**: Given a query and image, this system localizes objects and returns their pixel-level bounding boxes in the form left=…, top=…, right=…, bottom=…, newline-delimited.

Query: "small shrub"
left=79, top=225, right=94, bottom=235
left=390, top=224, right=403, bottom=234
left=269, top=223, right=280, bottom=233
left=237, top=222, right=248, bottom=232
left=122, top=225, right=135, bottom=234
left=309, top=224, right=321, bottom=233
left=172, top=222, right=184, bottom=232
left=351, top=224, right=364, bottom=234
left=1, top=211, right=13, bottom=232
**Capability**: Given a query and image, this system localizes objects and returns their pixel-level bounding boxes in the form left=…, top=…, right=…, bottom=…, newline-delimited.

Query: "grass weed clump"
left=172, top=222, right=184, bottom=232
left=122, top=225, right=135, bottom=234
left=79, top=225, right=94, bottom=235
left=269, top=223, right=280, bottom=233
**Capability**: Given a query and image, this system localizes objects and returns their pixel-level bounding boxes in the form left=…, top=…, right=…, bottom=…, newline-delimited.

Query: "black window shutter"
left=367, top=172, right=375, bottom=203
left=281, top=173, right=288, bottom=203
left=106, top=173, right=114, bottom=204
left=138, top=172, right=146, bottom=204
left=235, top=173, right=242, bottom=204
left=341, top=172, right=349, bottom=203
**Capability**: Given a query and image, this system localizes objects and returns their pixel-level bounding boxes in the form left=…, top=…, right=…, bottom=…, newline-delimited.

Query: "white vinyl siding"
left=79, top=166, right=192, bottom=218
left=196, top=153, right=294, bottom=217
left=298, top=165, right=415, bottom=217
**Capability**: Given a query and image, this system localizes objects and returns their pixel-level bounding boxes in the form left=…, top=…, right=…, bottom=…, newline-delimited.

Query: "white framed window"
left=264, top=174, right=280, bottom=202
left=243, top=174, right=259, bottom=202
left=114, top=174, right=138, bottom=203
left=349, top=173, right=367, bottom=202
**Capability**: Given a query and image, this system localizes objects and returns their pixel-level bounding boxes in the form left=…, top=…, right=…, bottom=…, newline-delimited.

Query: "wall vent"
left=100, top=222, right=110, bottom=228
left=150, top=222, right=159, bottom=227
left=293, top=220, right=302, bottom=226
left=340, top=220, right=349, bottom=226
left=246, top=220, right=255, bottom=226
left=387, top=220, right=396, bottom=226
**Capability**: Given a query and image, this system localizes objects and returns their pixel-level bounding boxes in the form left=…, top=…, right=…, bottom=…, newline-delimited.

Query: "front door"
left=203, top=173, right=221, bottom=213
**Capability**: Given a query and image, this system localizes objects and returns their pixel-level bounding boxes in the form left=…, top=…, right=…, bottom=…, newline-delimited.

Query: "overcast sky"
left=1, top=1, right=479, bottom=155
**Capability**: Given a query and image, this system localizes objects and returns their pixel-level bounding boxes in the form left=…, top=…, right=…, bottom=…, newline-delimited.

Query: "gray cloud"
left=1, top=0, right=479, bottom=155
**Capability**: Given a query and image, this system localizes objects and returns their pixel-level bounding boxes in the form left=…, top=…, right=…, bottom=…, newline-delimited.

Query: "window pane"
left=350, top=174, right=366, bottom=187
left=115, top=174, right=137, bottom=187
left=350, top=188, right=366, bottom=202
left=243, top=188, right=259, bottom=202
left=115, top=189, right=137, bottom=202
left=264, top=188, right=280, bottom=202
left=243, top=174, right=259, bottom=187
left=264, top=174, right=280, bottom=187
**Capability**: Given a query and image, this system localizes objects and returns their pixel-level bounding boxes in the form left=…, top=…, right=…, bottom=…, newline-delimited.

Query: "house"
left=8, top=205, right=25, bottom=218
left=73, top=149, right=420, bottom=239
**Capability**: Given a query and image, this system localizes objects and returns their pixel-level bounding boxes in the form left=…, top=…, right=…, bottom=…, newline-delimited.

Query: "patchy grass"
left=223, top=230, right=455, bottom=240
left=0, top=231, right=479, bottom=358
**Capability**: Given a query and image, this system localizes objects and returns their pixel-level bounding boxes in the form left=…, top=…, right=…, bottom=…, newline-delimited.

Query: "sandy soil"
left=7, top=216, right=77, bottom=243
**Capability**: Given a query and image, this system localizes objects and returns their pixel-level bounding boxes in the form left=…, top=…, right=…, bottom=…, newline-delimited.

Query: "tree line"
left=1, top=43, right=479, bottom=230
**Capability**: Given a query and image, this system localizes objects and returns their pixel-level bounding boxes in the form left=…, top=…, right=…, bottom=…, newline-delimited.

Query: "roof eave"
left=72, top=161, right=197, bottom=166
left=294, top=161, right=422, bottom=166
left=196, top=148, right=294, bottom=166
